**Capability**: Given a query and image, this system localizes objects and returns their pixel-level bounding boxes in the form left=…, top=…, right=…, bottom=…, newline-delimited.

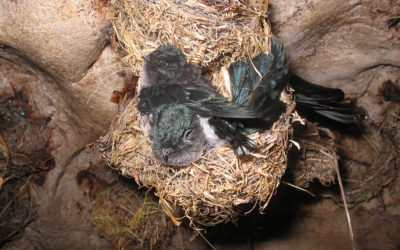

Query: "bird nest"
left=96, top=88, right=295, bottom=227
left=98, top=0, right=298, bottom=227
left=112, top=0, right=271, bottom=74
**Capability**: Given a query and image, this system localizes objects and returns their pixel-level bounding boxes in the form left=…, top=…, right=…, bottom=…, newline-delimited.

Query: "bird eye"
left=182, top=128, right=193, bottom=139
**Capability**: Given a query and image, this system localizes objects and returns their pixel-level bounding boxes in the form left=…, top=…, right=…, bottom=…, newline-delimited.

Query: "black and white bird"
left=138, top=38, right=363, bottom=167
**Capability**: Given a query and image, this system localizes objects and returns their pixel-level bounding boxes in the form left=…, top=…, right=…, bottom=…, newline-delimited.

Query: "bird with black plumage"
left=137, top=38, right=364, bottom=167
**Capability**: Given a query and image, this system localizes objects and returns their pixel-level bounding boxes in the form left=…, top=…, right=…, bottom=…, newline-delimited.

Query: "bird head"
left=141, top=45, right=187, bottom=84
left=149, top=104, right=206, bottom=167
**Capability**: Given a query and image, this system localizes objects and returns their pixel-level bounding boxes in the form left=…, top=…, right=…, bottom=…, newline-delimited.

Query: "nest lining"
left=112, top=0, right=271, bottom=75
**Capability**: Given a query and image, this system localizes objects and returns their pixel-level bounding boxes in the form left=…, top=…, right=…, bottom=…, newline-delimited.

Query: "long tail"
left=291, top=75, right=366, bottom=124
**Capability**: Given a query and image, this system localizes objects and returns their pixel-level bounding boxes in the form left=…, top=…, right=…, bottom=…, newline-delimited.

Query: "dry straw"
left=112, top=0, right=271, bottom=74
left=97, top=0, right=297, bottom=227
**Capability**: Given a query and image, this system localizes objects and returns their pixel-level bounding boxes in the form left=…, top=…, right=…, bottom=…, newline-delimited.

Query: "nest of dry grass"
left=112, top=0, right=271, bottom=75
left=95, top=0, right=301, bottom=227
left=92, top=181, right=174, bottom=249
left=289, top=121, right=339, bottom=188
left=97, top=87, right=296, bottom=227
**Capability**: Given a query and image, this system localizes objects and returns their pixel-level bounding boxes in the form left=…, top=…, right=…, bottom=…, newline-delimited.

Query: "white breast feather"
left=198, top=116, right=225, bottom=148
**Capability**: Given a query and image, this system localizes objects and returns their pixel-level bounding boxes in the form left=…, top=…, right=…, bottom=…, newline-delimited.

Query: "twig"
left=198, top=230, right=216, bottom=250
left=334, top=161, right=356, bottom=250
left=248, top=49, right=263, bottom=79
left=281, top=181, right=315, bottom=197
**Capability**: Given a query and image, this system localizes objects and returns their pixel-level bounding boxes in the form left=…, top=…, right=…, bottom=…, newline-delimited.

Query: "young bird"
left=138, top=38, right=288, bottom=166
left=138, top=38, right=363, bottom=167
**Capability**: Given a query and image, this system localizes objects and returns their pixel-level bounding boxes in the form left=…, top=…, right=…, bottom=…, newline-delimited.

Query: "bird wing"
left=229, top=53, right=275, bottom=104
left=228, top=37, right=290, bottom=129
left=138, top=82, right=260, bottom=119
left=208, top=117, right=257, bottom=156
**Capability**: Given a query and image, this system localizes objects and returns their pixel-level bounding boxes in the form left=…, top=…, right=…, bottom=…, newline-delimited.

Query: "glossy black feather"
left=291, top=75, right=365, bottom=124
left=228, top=37, right=289, bottom=132
left=229, top=53, right=274, bottom=104
left=138, top=83, right=260, bottom=119
left=208, top=118, right=257, bottom=156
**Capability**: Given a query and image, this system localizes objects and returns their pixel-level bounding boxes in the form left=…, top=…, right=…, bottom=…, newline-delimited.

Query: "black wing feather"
left=228, top=37, right=290, bottom=130
left=138, top=83, right=260, bottom=119
left=291, top=75, right=365, bottom=124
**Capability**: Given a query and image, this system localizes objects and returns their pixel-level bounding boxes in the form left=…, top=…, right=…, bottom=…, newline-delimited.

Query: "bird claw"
left=234, top=139, right=256, bottom=157
left=234, top=145, right=248, bottom=156
left=246, top=139, right=257, bottom=149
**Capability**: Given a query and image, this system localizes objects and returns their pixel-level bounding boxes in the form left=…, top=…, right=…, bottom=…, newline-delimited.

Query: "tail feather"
left=291, top=75, right=366, bottom=124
